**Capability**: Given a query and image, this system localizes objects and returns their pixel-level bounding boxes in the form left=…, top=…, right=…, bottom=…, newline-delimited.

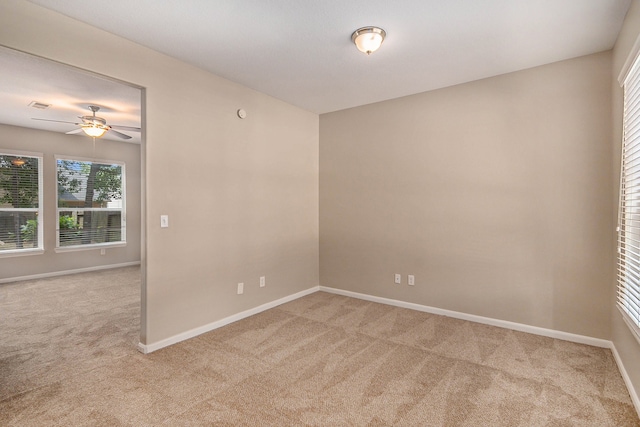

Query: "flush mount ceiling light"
left=351, top=26, right=386, bottom=55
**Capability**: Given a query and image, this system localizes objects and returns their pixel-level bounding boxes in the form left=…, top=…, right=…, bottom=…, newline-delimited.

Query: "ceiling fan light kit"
left=351, top=26, right=386, bottom=55
left=82, top=125, right=108, bottom=138
left=32, top=105, right=140, bottom=140
left=79, top=106, right=109, bottom=138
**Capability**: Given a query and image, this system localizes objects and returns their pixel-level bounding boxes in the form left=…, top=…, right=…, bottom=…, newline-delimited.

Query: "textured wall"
left=320, top=52, right=613, bottom=339
left=0, top=0, right=319, bottom=345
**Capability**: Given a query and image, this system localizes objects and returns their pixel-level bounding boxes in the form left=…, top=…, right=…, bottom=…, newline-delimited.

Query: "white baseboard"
left=0, top=261, right=141, bottom=284
left=319, top=286, right=640, bottom=417
left=138, top=285, right=320, bottom=354
left=136, top=283, right=639, bottom=417
left=610, top=343, right=640, bottom=419
left=140, top=284, right=613, bottom=353
left=319, top=286, right=612, bottom=348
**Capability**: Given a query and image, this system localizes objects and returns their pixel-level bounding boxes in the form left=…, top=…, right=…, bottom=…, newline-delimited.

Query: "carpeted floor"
left=1, top=267, right=638, bottom=426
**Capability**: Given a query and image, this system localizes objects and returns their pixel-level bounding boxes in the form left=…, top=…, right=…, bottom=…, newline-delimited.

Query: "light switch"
left=160, top=215, right=169, bottom=228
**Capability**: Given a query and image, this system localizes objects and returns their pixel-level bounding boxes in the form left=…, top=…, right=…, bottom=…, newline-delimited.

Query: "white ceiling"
left=0, top=46, right=142, bottom=143
left=25, top=0, right=632, bottom=114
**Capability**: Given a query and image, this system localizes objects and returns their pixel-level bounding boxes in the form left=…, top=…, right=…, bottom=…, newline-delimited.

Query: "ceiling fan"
left=33, top=105, right=140, bottom=140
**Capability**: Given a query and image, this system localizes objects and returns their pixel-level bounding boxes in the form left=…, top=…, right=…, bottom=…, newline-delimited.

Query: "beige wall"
left=320, top=51, right=613, bottom=339
left=0, top=0, right=319, bottom=345
left=0, top=124, right=141, bottom=279
left=612, top=0, right=640, bottom=406
left=3, top=2, right=634, bottom=390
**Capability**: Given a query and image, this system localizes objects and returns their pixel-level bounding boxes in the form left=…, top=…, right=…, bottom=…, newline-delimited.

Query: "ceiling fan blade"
left=65, top=128, right=84, bottom=135
left=107, top=128, right=132, bottom=140
left=109, top=124, right=141, bottom=132
left=32, top=118, right=81, bottom=125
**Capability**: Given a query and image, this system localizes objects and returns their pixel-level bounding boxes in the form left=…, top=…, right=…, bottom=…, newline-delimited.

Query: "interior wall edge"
left=318, top=286, right=612, bottom=348
left=0, top=261, right=141, bottom=285
left=138, top=285, right=320, bottom=354
left=611, top=342, right=640, bottom=418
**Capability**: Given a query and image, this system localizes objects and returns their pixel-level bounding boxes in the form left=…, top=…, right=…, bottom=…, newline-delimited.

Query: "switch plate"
left=394, top=274, right=401, bottom=284
left=260, top=276, right=266, bottom=288
left=237, top=282, right=244, bottom=294
left=160, top=215, right=169, bottom=228
left=408, top=275, right=415, bottom=286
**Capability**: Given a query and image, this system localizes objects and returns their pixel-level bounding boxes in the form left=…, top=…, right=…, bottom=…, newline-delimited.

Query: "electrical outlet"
left=394, top=274, right=401, bottom=284
left=237, top=282, right=244, bottom=295
left=408, top=275, right=415, bottom=286
left=260, top=276, right=266, bottom=288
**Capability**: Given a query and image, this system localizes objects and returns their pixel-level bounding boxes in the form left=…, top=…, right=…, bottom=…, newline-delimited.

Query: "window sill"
left=0, top=248, right=45, bottom=258
left=55, top=242, right=126, bottom=253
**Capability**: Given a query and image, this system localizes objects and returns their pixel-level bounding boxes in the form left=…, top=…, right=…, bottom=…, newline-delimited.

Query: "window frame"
left=617, top=41, right=640, bottom=346
left=0, top=150, right=44, bottom=258
left=55, top=155, right=126, bottom=252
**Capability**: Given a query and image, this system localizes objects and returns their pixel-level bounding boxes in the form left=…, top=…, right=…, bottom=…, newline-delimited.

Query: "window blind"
left=618, top=51, right=640, bottom=344
left=0, top=154, right=43, bottom=253
left=56, top=158, right=125, bottom=248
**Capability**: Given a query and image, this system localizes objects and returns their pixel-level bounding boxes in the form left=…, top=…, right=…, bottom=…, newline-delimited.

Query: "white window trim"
left=618, top=33, right=640, bottom=86
left=0, top=150, right=44, bottom=258
left=617, top=32, right=640, bottom=347
left=54, top=242, right=126, bottom=254
left=55, top=155, right=126, bottom=251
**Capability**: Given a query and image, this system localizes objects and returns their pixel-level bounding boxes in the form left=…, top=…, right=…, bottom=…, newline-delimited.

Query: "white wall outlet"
left=237, top=282, right=244, bottom=294
left=160, top=215, right=169, bottom=228
left=100, top=248, right=106, bottom=255
left=260, top=276, right=266, bottom=288
left=408, top=275, right=415, bottom=286
left=394, top=274, right=401, bottom=284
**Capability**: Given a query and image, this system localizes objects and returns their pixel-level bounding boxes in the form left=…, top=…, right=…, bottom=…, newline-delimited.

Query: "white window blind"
left=618, top=51, right=640, bottom=344
left=56, top=158, right=125, bottom=249
left=0, top=153, right=43, bottom=255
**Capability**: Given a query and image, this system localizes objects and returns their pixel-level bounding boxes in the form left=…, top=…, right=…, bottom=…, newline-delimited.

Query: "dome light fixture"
left=351, top=26, right=386, bottom=55
left=78, top=105, right=109, bottom=138
left=81, top=124, right=108, bottom=138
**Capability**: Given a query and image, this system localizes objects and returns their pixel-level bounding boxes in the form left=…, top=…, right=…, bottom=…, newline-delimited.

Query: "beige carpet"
left=1, top=267, right=638, bottom=426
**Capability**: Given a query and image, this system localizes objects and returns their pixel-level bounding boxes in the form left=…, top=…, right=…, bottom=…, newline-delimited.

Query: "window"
left=56, top=157, right=125, bottom=250
left=618, top=50, right=640, bottom=344
left=0, top=152, right=43, bottom=256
